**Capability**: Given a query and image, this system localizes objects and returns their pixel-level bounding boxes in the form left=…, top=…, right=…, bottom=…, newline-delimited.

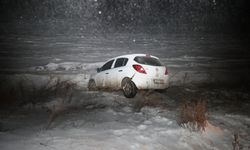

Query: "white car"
left=88, top=54, right=169, bottom=98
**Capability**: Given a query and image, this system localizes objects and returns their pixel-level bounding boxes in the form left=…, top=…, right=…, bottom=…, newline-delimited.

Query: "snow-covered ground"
left=0, top=89, right=249, bottom=150
left=0, top=33, right=249, bottom=150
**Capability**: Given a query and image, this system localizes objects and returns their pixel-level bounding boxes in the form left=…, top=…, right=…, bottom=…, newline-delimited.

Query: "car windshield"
left=134, top=56, right=163, bottom=66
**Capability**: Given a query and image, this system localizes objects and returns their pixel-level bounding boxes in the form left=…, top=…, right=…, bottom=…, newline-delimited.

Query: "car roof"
left=108, top=54, right=159, bottom=61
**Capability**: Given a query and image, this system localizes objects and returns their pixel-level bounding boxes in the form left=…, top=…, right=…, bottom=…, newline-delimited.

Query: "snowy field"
left=0, top=88, right=250, bottom=150
left=0, top=32, right=250, bottom=150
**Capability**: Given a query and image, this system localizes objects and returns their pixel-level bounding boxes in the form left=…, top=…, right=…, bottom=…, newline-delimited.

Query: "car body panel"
left=90, top=54, right=169, bottom=90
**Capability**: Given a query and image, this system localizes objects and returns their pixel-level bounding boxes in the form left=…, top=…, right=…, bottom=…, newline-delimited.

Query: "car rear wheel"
left=121, top=78, right=137, bottom=98
left=88, top=79, right=97, bottom=91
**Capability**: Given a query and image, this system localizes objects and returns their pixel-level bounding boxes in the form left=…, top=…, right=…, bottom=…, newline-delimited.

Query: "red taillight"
left=165, top=66, right=168, bottom=75
left=133, top=64, right=147, bottom=74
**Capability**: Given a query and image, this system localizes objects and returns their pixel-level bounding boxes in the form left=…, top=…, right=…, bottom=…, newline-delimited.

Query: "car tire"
left=121, top=78, right=137, bottom=98
left=88, top=79, right=97, bottom=91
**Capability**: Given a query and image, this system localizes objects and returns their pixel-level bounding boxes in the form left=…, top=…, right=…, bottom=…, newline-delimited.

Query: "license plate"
left=153, top=79, right=164, bottom=84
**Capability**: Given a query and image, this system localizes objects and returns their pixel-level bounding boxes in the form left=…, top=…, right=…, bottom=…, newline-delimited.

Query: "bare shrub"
left=0, top=76, right=77, bottom=108
left=45, top=98, right=67, bottom=129
left=20, top=76, right=76, bottom=107
left=40, top=78, right=77, bottom=129
left=232, top=133, right=240, bottom=150
left=0, top=86, right=19, bottom=107
left=47, top=77, right=76, bottom=97
left=0, top=79, right=31, bottom=107
left=134, top=90, right=167, bottom=112
left=180, top=99, right=207, bottom=131
left=183, top=72, right=189, bottom=85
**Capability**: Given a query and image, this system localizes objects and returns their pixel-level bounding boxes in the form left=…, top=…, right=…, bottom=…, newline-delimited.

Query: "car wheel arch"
left=121, top=77, right=136, bottom=88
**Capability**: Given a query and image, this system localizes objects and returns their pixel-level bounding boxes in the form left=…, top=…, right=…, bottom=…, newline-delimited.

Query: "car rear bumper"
left=132, top=74, right=169, bottom=89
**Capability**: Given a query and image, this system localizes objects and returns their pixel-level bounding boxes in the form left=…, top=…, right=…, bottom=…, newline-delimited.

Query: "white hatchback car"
left=88, top=54, right=169, bottom=98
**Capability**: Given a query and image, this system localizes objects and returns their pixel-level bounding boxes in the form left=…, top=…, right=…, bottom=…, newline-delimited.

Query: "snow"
left=0, top=33, right=249, bottom=149
left=32, top=62, right=104, bottom=73
left=1, top=88, right=249, bottom=150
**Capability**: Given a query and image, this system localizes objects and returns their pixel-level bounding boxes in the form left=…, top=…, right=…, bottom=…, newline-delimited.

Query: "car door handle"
left=118, top=70, right=123, bottom=72
left=105, top=72, right=109, bottom=74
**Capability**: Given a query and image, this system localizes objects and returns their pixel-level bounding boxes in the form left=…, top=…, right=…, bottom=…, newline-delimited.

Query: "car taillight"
left=165, top=66, right=168, bottom=75
left=133, top=64, right=146, bottom=74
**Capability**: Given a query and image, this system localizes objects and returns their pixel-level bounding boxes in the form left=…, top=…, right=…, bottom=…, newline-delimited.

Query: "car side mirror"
left=97, top=68, right=101, bottom=73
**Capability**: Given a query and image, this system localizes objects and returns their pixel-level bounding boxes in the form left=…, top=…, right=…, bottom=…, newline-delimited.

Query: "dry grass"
left=232, top=133, right=240, bottom=150
left=134, top=90, right=167, bottom=112
left=180, top=99, right=207, bottom=131
left=1, top=76, right=86, bottom=129
left=0, top=76, right=77, bottom=108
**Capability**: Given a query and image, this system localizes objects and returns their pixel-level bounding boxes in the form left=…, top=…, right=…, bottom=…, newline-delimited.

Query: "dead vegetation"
left=0, top=76, right=80, bottom=129
left=133, top=90, right=167, bottom=112
left=232, top=133, right=240, bottom=150
left=45, top=98, right=68, bottom=129
left=0, top=75, right=77, bottom=108
left=180, top=99, right=207, bottom=131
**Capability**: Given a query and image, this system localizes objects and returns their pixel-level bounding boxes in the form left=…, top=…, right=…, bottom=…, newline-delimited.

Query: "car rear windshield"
left=134, top=56, right=163, bottom=66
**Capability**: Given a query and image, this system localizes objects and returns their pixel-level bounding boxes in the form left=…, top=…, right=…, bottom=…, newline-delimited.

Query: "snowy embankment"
left=1, top=73, right=250, bottom=150
left=1, top=89, right=249, bottom=150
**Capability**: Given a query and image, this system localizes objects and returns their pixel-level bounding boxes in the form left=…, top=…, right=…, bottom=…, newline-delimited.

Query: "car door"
left=95, top=59, right=114, bottom=88
left=109, top=58, right=129, bottom=89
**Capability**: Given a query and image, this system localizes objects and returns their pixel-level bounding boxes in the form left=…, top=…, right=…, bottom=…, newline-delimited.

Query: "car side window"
left=101, top=59, right=114, bottom=71
left=114, top=58, right=128, bottom=68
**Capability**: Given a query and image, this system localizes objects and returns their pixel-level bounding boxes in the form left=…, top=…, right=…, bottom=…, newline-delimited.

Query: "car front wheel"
left=88, top=79, right=97, bottom=91
left=121, top=78, right=137, bottom=98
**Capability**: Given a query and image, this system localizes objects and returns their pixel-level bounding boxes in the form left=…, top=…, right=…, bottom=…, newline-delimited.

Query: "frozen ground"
left=0, top=32, right=250, bottom=149
left=0, top=88, right=250, bottom=150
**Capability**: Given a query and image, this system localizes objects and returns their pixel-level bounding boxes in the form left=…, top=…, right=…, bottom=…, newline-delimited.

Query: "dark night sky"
left=0, top=0, right=249, bottom=34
